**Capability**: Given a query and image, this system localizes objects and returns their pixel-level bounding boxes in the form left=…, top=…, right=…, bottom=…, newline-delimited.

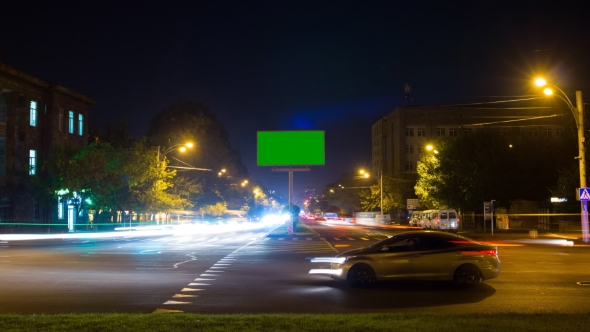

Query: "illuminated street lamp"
left=425, top=145, right=439, bottom=154
left=359, top=169, right=383, bottom=215
left=535, top=78, right=587, bottom=242
left=157, top=142, right=194, bottom=163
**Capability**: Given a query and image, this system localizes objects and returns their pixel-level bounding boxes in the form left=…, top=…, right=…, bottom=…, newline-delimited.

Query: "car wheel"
left=454, top=264, right=481, bottom=287
left=347, top=264, right=376, bottom=287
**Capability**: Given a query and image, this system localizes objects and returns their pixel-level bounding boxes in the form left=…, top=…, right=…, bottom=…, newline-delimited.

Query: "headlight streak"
left=308, top=269, right=342, bottom=275
left=0, top=221, right=275, bottom=243
left=307, top=257, right=346, bottom=264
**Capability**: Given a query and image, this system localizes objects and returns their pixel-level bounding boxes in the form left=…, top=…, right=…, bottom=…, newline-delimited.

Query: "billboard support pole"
left=273, top=167, right=310, bottom=233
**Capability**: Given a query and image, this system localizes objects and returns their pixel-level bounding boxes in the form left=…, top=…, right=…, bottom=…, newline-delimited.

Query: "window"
left=463, top=128, right=472, bottom=135
left=449, top=128, right=458, bottom=137
left=78, top=113, right=84, bottom=136
left=30, top=101, right=37, bottom=127
left=529, top=128, right=538, bottom=137
left=29, top=150, right=36, bottom=175
left=417, top=145, right=423, bottom=152
left=542, top=128, right=551, bottom=137
left=501, top=128, right=509, bottom=136
left=405, top=145, right=414, bottom=154
left=68, top=111, right=74, bottom=134
left=58, top=108, right=64, bottom=132
left=405, top=162, right=413, bottom=171
left=555, top=128, right=564, bottom=137
left=405, top=128, right=414, bottom=137
left=417, top=128, right=426, bottom=137
left=435, top=128, right=445, bottom=136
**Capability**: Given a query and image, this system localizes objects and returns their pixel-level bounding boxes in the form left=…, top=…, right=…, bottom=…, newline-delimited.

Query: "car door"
left=406, top=235, right=459, bottom=279
left=371, top=237, right=419, bottom=280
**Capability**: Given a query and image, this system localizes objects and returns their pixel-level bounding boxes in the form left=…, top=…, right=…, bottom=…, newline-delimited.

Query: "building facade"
left=372, top=103, right=573, bottom=228
left=0, top=63, right=94, bottom=225
left=372, top=104, right=570, bottom=179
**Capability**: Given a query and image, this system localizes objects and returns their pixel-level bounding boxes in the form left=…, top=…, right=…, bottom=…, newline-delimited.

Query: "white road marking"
left=153, top=309, right=184, bottom=313
left=173, top=294, right=197, bottom=298
left=181, top=288, right=204, bottom=292
left=189, top=283, right=210, bottom=286
left=200, top=274, right=218, bottom=277
left=205, top=270, right=224, bottom=273
left=194, top=278, right=215, bottom=281
left=163, top=301, right=191, bottom=305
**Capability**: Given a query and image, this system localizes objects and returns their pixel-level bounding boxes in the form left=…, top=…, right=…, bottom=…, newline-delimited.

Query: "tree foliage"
left=415, top=131, right=576, bottom=212
left=146, top=102, right=249, bottom=211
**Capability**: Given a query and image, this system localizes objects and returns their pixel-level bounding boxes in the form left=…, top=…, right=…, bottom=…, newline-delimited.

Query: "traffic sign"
left=407, top=199, right=420, bottom=210
left=579, top=188, right=590, bottom=200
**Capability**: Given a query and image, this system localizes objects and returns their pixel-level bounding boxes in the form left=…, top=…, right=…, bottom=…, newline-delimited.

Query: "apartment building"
left=372, top=103, right=570, bottom=179
left=0, top=63, right=95, bottom=224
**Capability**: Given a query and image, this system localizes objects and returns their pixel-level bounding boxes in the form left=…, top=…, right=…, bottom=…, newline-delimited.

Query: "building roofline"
left=0, top=62, right=96, bottom=105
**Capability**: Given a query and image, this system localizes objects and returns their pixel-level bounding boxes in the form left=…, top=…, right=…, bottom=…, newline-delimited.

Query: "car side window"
left=441, top=212, right=447, bottom=219
left=424, top=236, right=457, bottom=250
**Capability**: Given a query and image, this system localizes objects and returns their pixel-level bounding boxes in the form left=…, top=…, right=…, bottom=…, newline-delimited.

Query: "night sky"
left=2, top=1, right=589, bottom=198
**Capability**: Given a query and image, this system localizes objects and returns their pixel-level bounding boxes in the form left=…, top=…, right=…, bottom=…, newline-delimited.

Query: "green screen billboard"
left=257, top=131, right=325, bottom=166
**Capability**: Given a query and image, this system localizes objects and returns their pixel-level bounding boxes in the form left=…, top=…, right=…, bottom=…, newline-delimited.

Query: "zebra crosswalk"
left=239, top=237, right=337, bottom=254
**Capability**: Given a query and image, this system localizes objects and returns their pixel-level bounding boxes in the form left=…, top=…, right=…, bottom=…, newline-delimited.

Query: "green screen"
left=257, top=131, right=325, bottom=166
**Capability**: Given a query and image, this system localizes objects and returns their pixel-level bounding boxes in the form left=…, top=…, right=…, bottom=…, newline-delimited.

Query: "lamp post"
left=157, top=142, right=194, bottom=164
left=535, top=78, right=588, bottom=242
left=359, top=169, right=383, bottom=215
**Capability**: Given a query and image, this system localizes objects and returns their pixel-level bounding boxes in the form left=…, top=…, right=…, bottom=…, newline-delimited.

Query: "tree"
left=146, top=102, right=250, bottom=210
left=415, top=131, right=576, bottom=212
left=548, top=164, right=580, bottom=213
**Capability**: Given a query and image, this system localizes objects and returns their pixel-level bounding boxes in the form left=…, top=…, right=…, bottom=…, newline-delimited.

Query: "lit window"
left=436, top=128, right=445, bottom=136
left=405, top=145, right=414, bottom=154
left=405, top=128, right=414, bottom=137
left=58, top=108, right=64, bottom=132
left=68, top=111, right=74, bottom=134
left=449, top=128, right=458, bottom=137
left=30, top=101, right=37, bottom=127
left=29, top=149, right=36, bottom=175
left=78, top=113, right=84, bottom=136
left=417, top=128, right=426, bottom=137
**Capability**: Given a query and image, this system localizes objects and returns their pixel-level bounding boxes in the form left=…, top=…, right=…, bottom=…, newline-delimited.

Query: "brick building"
left=0, top=63, right=94, bottom=226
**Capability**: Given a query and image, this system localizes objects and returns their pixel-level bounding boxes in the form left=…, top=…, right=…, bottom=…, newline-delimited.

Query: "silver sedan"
left=309, top=231, right=500, bottom=287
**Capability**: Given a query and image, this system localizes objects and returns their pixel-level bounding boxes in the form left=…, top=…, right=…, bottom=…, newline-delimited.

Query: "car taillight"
left=456, top=218, right=460, bottom=223
left=461, top=249, right=497, bottom=256
left=436, top=219, right=440, bottom=225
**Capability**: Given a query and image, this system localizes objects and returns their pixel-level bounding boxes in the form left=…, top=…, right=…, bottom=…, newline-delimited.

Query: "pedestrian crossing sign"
left=579, top=188, right=590, bottom=200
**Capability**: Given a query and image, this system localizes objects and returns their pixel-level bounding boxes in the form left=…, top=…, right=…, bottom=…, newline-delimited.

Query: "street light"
left=425, top=145, right=439, bottom=154
left=157, top=142, right=194, bottom=163
left=535, top=78, right=588, bottom=242
left=359, top=169, right=383, bottom=215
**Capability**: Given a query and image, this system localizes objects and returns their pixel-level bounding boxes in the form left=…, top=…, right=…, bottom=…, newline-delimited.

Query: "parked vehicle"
left=420, top=210, right=435, bottom=229
left=430, top=209, right=459, bottom=233
left=410, top=211, right=422, bottom=227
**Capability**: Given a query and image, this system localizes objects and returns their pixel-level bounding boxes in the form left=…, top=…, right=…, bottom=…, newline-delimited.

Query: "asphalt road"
left=1, top=222, right=590, bottom=314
